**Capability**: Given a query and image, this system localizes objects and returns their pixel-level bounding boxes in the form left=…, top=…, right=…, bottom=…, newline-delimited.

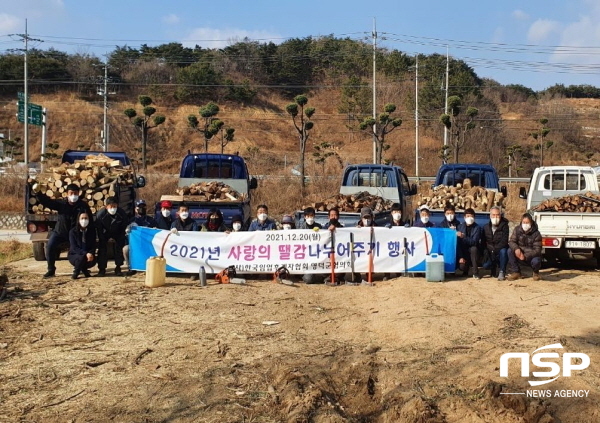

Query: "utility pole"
left=415, top=56, right=419, bottom=181
left=443, top=46, right=449, bottom=164
left=372, top=18, right=377, bottom=164
left=97, top=62, right=112, bottom=151
left=23, top=20, right=29, bottom=166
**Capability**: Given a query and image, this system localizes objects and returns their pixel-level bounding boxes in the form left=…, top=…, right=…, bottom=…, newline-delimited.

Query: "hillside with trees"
left=0, top=36, right=598, bottom=179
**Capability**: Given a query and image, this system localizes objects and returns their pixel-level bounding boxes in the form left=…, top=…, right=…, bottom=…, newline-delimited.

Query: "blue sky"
left=1, top=0, right=599, bottom=91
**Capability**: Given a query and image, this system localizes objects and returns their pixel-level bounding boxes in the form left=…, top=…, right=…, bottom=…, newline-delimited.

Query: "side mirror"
left=501, top=185, right=508, bottom=197
left=136, top=175, right=146, bottom=188
left=410, top=184, right=418, bottom=195
left=249, top=177, right=258, bottom=190
left=519, top=186, right=527, bottom=199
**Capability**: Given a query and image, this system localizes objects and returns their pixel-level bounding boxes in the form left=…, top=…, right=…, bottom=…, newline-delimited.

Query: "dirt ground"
left=1, top=257, right=599, bottom=423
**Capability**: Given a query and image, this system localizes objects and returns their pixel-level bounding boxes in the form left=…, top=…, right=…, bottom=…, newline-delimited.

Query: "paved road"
left=0, top=230, right=31, bottom=243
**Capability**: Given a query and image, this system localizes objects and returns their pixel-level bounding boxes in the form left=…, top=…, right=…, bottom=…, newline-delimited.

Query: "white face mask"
left=392, top=212, right=401, bottom=221
left=362, top=218, right=372, bottom=226
left=445, top=214, right=455, bottom=222
left=107, top=207, right=117, bottom=215
left=465, top=217, right=475, bottom=225
left=421, top=216, right=429, bottom=224
left=68, top=194, right=79, bottom=203
left=79, top=219, right=89, bottom=228
left=179, top=212, right=189, bottom=220
left=305, top=217, right=314, bottom=225
left=232, top=223, right=242, bottom=231
left=491, top=217, right=500, bottom=226
left=161, top=209, right=171, bottom=218
left=522, top=223, right=531, bottom=232
left=283, top=224, right=292, bottom=230
left=258, top=213, right=268, bottom=222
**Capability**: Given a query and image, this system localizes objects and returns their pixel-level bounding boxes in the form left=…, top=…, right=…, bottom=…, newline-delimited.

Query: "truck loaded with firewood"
left=295, top=164, right=418, bottom=227
left=416, top=163, right=508, bottom=227
left=26, top=150, right=145, bottom=261
left=519, top=165, right=600, bottom=264
left=156, top=152, right=257, bottom=227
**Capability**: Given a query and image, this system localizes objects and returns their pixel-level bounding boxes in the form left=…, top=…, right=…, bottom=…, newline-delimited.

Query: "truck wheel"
left=33, top=242, right=46, bottom=261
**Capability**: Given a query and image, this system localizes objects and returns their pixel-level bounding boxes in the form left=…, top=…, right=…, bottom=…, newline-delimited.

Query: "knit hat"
left=360, top=207, right=373, bottom=217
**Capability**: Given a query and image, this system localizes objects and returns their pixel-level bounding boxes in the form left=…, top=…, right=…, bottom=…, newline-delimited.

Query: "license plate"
left=565, top=241, right=596, bottom=249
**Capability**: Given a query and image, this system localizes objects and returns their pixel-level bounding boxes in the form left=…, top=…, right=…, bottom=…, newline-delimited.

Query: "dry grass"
left=0, top=240, right=32, bottom=265
left=0, top=174, right=27, bottom=212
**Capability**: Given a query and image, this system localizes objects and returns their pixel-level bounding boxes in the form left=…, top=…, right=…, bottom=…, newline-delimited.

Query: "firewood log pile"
left=417, top=179, right=506, bottom=211
left=305, top=191, right=394, bottom=213
left=28, top=154, right=135, bottom=215
left=174, top=181, right=245, bottom=202
left=532, top=192, right=600, bottom=212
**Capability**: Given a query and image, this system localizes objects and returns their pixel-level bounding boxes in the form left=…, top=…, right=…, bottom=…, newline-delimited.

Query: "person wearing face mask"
left=200, top=208, right=228, bottom=232
left=456, top=208, right=482, bottom=279
left=131, top=199, right=157, bottom=228
left=248, top=204, right=277, bottom=231
left=438, top=204, right=460, bottom=229
left=229, top=214, right=245, bottom=232
left=280, top=214, right=296, bottom=230
left=34, top=183, right=92, bottom=278
left=482, top=206, right=510, bottom=281
left=95, top=196, right=129, bottom=277
left=507, top=213, right=542, bottom=281
left=156, top=200, right=174, bottom=230
left=171, top=204, right=198, bottom=232
left=386, top=203, right=409, bottom=228
left=357, top=207, right=376, bottom=227
left=68, top=212, right=96, bottom=279
left=298, top=207, right=322, bottom=230
left=413, top=205, right=435, bottom=228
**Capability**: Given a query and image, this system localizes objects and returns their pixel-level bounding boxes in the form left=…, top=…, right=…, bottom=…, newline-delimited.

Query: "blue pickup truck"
left=416, top=163, right=507, bottom=227
left=26, top=150, right=145, bottom=261
left=295, top=163, right=417, bottom=227
left=157, top=153, right=258, bottom=228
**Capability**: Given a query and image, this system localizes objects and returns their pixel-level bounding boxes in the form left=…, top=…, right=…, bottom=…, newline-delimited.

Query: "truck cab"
left=519, top=166, right=600, bottom=263
left=159, top=153, right=257, bottom=227
left=295, top=164, right=417, bottom=228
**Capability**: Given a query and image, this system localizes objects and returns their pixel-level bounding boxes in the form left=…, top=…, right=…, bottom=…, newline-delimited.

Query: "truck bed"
left=534, top=212, right=600, bottom=237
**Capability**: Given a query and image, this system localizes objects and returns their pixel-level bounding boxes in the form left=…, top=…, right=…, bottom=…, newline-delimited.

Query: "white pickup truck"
left=519, top=166, right=600, bottom=264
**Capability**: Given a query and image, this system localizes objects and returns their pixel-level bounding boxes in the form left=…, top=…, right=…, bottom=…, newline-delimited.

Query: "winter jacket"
left=96, top=207, right=129, bottom=240
left=200, top=222, right=228, bottom=232
left=457, top=222, right=482, bottom=249
left=298, top=221, right=323, bottom=230
left=171, top=217, right=198, bottom=231
left=156, top=214, right=174, bottom=230
left=482, top=217, right=510, bottom=254
left=69, top=226, right=97, bottom=256
left=132, top=214, right=157, bottom=228
left=509, top=221, right=542, bottom=260
left=248, top=218, right=277, bottom=231
left=35, top=193, right=92, bottom=236
left=413, top=219, right=435, bottom=228
left=438, top=217, right=460, bottom=230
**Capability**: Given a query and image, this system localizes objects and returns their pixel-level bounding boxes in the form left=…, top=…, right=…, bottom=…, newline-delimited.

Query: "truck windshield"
left=541, top=172, right=587, bottom=191
left=181, top=155, right=247, bottom=179
left=441, top=170, right=488, bottom=187
left=345, top=169, right=397, bottom=187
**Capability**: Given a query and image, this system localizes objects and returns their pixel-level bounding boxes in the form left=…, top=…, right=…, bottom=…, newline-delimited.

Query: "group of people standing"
left=36, top=184, right=542, bottom=282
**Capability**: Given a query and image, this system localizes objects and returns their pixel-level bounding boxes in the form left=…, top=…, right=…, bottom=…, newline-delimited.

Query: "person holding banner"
left=171, top=203, right=198, bottom=232
left=439, top=204, right=460, bottom=230
left=456, top=208, right=482, bottom=279
left=413, top=205, right=435, bottom=228
left=200, top=208, right=228, bottom=232
left=281, top=215, right=296, bottom=230
left=132, top=199, right=157, bottom=228
left=156, top=200, right=174, bottom=230
left=326, top=207, right=343, bottom=232
left=357, top=207, right=377, bottom=227
left=298, top=207, right=322, bottom=230
left=248, top=204, right=277, bottom=231
left=230, top=214, right=245, bottom=232
left=386, top=203, right=409, bottom=228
